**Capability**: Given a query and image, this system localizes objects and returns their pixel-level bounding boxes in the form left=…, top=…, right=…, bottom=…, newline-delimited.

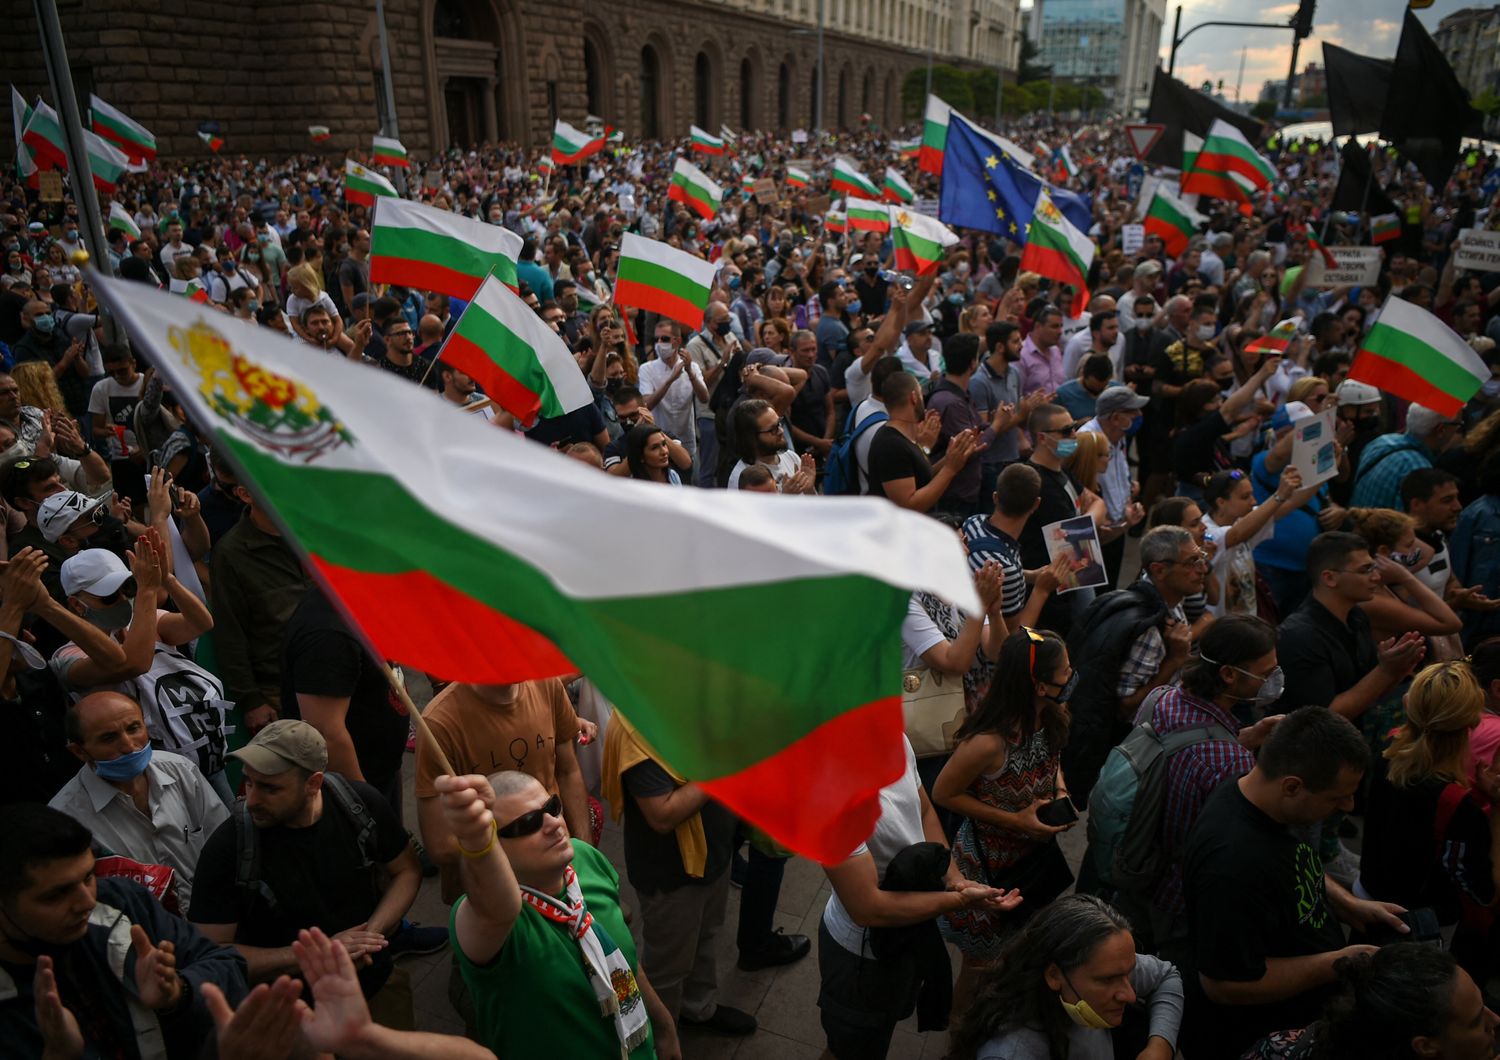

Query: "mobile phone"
left=1036, top=796, right=1079, bottom=827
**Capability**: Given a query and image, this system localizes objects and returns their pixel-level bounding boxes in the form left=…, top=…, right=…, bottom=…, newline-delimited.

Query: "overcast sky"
left=1151, top=0, right=1475, bottom=102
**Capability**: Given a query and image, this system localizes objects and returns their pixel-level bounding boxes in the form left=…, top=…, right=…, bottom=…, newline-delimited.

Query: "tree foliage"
left=901, top=66, right=1106, bottom=123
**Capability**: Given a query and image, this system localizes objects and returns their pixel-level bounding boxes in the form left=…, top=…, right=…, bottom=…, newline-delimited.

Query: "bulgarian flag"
left=897, top=139, right=920, bottom=161
left=690, top=125, right=725, bottom=156
left=81, top=129, right=131, bottom=194
left=169, top=277, right=209, bottom=303
left=538, top=154, right=554, bottom=177
left=11, top=87, right=37, bottom=187
left=1307, top=232, right=1338, bottom=270
left=1350, top=296, right=1490, bottom=418
left=21, top=99, right=67, bottom=170
left=1019, top=191, right=1095, bottom=311
left=1371, top=213, right=1401, bottom=245
left=614, top=232, right=716, bottom=331
left=741, top=174, right=756, bottom=196
left=370, top=196, right=521, bottom=299
left=92, top=275, right=981, bottom=863
left=1183, top=120, right=1272, bottom=202
left=344, top=159, right=398, bottom=207
left=309, top=125, right=332, bottom=143
left=668, top=157, right=722, bottom=220
left=89, top=94, right=156, bottom=162
left=372, top=135, right=409, bottom=168
left=882, top=167, right=914, bottom=204
left=1142, top=185, right=1204, bottom=258
left=1053, top=145, right=1078, bottom=182
left=825, top=203, right=848, bottom=234
left=438, top=272, right=593, bottom=426
left=198, top=130, right=224, bottom=153
left=719, top=123, right=737, bottom=144
left=846, top=197, right=891, bottom=234
left=919, top=94, right=951, bottom=175
left=1182, top=131, right=1202, bottom=181
left=552, top=120, right=604, bottom=165
left=892, top=208, right=959, bottom=276
left=785, top=166, right=810, bottom=189
left=109, top=201, right=141, bottom=240
left=831, top=155, right=879, bottom=199
left=1245, top=318, right=1300, bottom=355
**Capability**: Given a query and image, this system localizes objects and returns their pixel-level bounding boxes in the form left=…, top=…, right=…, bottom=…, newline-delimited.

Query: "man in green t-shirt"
left=437, top=770, right=681, bottom=1059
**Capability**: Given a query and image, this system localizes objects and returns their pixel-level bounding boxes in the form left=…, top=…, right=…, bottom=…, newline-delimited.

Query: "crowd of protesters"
left=1, top=99, right=1500, bottom=1060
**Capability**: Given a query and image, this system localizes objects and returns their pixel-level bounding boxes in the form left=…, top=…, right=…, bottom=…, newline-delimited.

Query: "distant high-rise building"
left=1431, top=4, right=1500, bottom=129
left=1035, top=0, right=1165, bottom=114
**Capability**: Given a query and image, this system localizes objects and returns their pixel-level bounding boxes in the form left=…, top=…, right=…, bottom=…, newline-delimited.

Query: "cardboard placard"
left=1043, top=515, right=1108, bottom=594
left=1290, top=407, right=1340, bottom=489
left=1121, top=223, right=1145, bottom=256
left=37, top=170, right=64, bottom=203
left=1306, top=246, right=1382, bottom=288
left=912, top=197, right=941, bottom=219
left=791, top=129, right=809, bottom=144
left=753, top=178, right=778, bottom=204
left=805, top=193, right=832, bottom=215
left=1454, top=228, right=1500, bottom=273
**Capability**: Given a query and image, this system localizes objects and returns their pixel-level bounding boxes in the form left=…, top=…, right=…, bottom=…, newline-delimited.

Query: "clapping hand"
left=33, top=956, right=84, bottom=1060
left=1, top=547, right=48, bottom=611
left=130, top=924, right=183, bottom=1011
left=916, top=409, right=943, bottom=451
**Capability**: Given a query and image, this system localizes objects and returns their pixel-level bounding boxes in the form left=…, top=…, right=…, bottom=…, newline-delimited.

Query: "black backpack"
left=233, top=772, right=381, bottom=911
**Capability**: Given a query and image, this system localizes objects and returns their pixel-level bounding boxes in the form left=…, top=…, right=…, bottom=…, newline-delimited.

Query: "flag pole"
left=416, top=267, right=494, bottom=390
left=373, top=0, right=407, bottom=198
left=380, top=661, right=454, bottom=776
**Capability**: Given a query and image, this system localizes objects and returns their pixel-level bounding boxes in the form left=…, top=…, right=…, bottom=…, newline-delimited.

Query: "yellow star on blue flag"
left=936, top=112, right=1092, bottom=244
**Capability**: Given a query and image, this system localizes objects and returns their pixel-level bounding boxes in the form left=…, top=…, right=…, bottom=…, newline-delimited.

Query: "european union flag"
left=939, top=112, right=1092, bottom=243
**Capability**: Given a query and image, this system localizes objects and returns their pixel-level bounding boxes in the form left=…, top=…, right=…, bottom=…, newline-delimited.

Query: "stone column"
left=482, top=77, right=498, bottom=142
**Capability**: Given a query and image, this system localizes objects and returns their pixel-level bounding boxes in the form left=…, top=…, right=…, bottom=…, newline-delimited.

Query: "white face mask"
left=1197, top=324, right=1216, bottom=341
left=654, top=340, right=675, bottom=359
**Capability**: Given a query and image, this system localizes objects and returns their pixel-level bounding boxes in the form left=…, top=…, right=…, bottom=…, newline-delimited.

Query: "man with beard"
left=189, top=720, right=430, bottom=1004
left=436, top=360, right=497, bottom=422
left=299, top=305, right=370, bottom=360
left=726, top=398, right=815, bottom=493
left=971, top=321, right=1049, bottom=504
left=866, top=371, right=982, bottom=513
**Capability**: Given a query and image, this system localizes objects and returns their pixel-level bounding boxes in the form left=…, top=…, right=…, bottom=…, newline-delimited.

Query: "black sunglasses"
left=496, top=794, right=563, bottom=838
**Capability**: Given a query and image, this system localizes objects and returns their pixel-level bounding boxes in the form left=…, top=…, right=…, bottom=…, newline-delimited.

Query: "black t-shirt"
left=1172, top=410, right=1232, bottom=481
left=1018, top=462, right=1081, bottom=635
left=525, top=402, right=607, bottom=447
left=621, top=760, right=736, bottom=894
left=1183, top=779, right=1347, bottom=1058
left=1361, top=766, right=1494, bottom=925
left=1275, top=597, right=1379, bottom=712
left=865, top=423, right=932, bottom=499
left=280, top=589, right=409, bottom=795
left=188, top=775, right=409, bottom=946
left=788, top=363, right=832, bottom=449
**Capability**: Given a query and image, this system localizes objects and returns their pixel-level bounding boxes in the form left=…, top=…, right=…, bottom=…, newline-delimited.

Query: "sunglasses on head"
left=496, top=793, right=563, bottom=838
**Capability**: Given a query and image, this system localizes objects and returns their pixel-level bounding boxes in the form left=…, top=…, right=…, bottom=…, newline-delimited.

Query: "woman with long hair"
left=934, top=628, right=1077, bottom=1004
left=1200, top=464, right=1308, bottom=619
left=1357, top=662, right=1500, bottom=977
left=1170, top=354, right=1277, bottom=501
left=609, top=423, right=690, bottom=484
left=586, top=305, right=637, bottom=385
left=949, top=894, right=1183, bottom=1060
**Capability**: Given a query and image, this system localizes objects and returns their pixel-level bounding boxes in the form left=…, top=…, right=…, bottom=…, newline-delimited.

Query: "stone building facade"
left=5, top=0, right=1024, bottom=160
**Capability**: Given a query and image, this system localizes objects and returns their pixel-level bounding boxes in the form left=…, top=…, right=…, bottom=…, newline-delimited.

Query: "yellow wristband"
left=458, top=824, right=497, bottom=859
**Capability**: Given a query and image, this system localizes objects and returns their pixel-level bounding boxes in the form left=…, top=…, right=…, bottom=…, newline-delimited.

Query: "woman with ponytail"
left=1357, top=661, right=1500, bottom=979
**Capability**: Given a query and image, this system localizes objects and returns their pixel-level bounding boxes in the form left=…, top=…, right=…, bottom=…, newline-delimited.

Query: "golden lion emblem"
left=167, top=320, right=352, bottom=463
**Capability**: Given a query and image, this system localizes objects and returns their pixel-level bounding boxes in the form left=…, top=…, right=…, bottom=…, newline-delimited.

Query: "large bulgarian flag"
left=1245, top=318, right=1299, bottom=355
left=831, top=155, right=880, bottom=199
left=614, top=232, right=716, bottom=331
left=344, top=159, right=398, bottom=207
left=438, top=272, right=592, bottom=426
left=846, top=197, right=891, bottom=234
left=892, top=208, right=959, bottom=276
left=1142, top=185, right=1204, bottom=257
left=668, top=157, right=722, bottom=220
left=689, top=125, right=725, bottom=156
left=552, top=120, right=604, bottom=165
left=91, top=275, right=980, bottom=862
left=370, top=196, right=521, bottom=298
left=11, top=87, right=37, bottom=187
left=88, top=95, right=156, bottom=162
left=919, top=94, right=951, bottom=175
left=882, top=166, right=914, bottom=204
left=1349, top=296, right=1490, bottom=418
left=372, top=135, right=409, bottom=168
left=1019, top=191, right=1095, bottom=311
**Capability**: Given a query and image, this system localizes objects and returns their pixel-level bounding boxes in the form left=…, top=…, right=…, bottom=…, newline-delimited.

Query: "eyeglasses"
left=758, top=423, right=784, bottom=436
left=386, top=329, right=412, bottom=338
left=1039, top=423, right=1077, bottom=437
left=1334, top=564, right=1378, bottom=577
left=496, top=794, right=563, bottom=838
left=1162, top=551, right=1211, bottom=570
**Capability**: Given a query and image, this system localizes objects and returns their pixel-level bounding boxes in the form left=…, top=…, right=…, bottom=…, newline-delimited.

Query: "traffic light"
left=1292, top=0, right=1316, bottom=39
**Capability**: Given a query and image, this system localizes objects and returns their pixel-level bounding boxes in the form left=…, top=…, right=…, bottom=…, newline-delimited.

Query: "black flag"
left=1323, top=43, right=1392, bottom=138
left=1379, top=9, right=1485, bottom=190
left=1145, top=72, right=1264, bottom=169
left=1330, top=140, right=1397, bottom=217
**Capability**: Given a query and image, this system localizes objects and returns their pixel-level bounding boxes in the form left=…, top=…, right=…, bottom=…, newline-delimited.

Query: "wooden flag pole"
left=379, top=662, right=455, bottom=777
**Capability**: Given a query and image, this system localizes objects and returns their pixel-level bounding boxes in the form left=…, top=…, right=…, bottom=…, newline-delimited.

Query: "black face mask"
left=604, top=377, right=623, bottom=393
left=1353, top=416, right=1381, bottom=439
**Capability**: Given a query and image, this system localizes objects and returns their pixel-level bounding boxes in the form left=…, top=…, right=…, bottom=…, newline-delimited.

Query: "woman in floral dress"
left=933, top=626, right=1076, bottom=1012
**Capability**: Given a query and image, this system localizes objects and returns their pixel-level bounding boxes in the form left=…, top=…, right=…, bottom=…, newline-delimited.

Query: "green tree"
left=1018, top=36, right=1050, bottom=84
left=901, top=64, right=975, bottom=121
left=1250, top=99, right=1278, bottom=121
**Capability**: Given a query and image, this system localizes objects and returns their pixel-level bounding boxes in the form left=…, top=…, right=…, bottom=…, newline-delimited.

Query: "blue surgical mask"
left=1055, top=438, right=1078, bottom=458
left=948, top=293, right=965, bottom=305
left=32, top=314, right=55, bottom=334
left=847, top=299, right=862, bottom=315
left=94, top=743, right=153, bottom=782
left=1125, top=414, right=1144, bottom=436
left=66, top=229, right=78, bottom=241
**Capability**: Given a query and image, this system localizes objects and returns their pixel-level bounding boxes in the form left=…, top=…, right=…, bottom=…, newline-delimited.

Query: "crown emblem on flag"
left=1038, top=199, right=1062, bottom=224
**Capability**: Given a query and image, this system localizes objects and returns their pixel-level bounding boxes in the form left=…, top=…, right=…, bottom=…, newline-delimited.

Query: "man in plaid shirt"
left=1147, top=616, right=1285, bottom=964
left=1349, top=403, right=1462, bottom=510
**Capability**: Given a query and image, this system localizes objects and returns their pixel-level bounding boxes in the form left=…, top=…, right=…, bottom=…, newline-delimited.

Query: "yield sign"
left=1124, top=123, right=1166, bottom=161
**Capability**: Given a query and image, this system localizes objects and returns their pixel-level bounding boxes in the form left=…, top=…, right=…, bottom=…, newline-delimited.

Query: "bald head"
left=66, top=691, right=146, bottom=750
left=418, top=314, right=444, bottom=344
left=22, top=300, right=48, bottom=327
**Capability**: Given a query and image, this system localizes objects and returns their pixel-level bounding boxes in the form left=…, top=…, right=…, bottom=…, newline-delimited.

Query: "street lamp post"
left=816, top=0, right=825, bottom=134
left=374, top=0, right=407, bottom=195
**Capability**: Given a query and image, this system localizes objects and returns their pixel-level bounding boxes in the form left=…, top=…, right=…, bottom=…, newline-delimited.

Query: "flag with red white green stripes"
left=1371, top=214, right=1400, bottom=245
left=846, top=198, right=891, bottom=233
left=309, top=125, right=331, bottom=143
left=370, top=196, right=521, bottom=299
left=690, top=126, right=725, bottom=156
left=1245, top=319, right=1299, bottom=355
left=1019, top=191, right=1095, bottom=311
left=1350, top=296, right=1490, bottom=418
left=892, top=208, right=958, bottom=276
left=551, top=120, right=604, bottom=165
left=169, top=277, right=209, bottom=303
left=89, top=94, right=156, bottom=162
left=614, top=232, right=717, bottom=331
left=882, top=167, right=914, bottom=204
left=1142, top=186, right=1204, bottom=258
left=919, top=94, right=950, bottom=175
left=668, top=157, right=723, bottom=220
left=785, top=166, right=810, bottom=189
left=1306, top=232, right=1338, bottom=270
left=109, top=202, right=141, bottom=240
left=372, top=135, right=408, bottom=168
left=344, top=159, right=398, bottom=207
left=198, top=130, right=223, bottom=153
left=831, top=155, right=879, bottom=199
left=11, top=88, right=37, bottom=187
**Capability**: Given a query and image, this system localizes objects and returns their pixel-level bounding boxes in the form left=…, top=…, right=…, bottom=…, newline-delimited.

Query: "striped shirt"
left=962, top=515, right=1028, bottom=616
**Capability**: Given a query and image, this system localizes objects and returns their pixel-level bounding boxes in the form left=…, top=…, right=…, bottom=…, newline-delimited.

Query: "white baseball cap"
left=59, top=548, right=132, bottom=598
left=1336, top=379, right=1382, bottom=407
left=37, top=491, right=105, bottom=544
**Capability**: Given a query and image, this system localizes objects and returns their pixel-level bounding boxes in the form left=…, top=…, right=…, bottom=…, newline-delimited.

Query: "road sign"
left=1124, top=123, right=1166, bottom=161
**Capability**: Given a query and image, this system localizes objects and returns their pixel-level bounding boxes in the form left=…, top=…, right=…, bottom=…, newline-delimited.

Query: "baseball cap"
left=1135, top=260, right=1163, bottom=277
left=1336, top=379, right=1382, bottom=407
left=351, top=292, right=374, bottom=309
left=903, top=319, right=935, bottom=337
left=230, top=720, right=329, bottom=775
left=1095, top=385, right=1150, bottom=417
left=1269, top=400, right=1315, bottom=432
left=59, top=549, right=132, bottom=598
left=37, top=491, right=105, bottom=544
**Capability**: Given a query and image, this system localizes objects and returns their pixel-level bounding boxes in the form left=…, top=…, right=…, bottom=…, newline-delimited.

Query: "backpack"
left=1085, top=688, right=1236, bottom=894
left=824, top=405, right=888, bottom=496
left=233, top=772, right=381, bottom=911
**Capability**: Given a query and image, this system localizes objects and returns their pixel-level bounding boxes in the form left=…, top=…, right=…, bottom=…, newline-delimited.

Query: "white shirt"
left=1201, top=512, right=1275, bottom=617
left=852, top=396, right=888, bottom=494
left=49, top=750, right=228, bottom=911
left=636, top=354, right=702, bottom=442
left=844, top=355, right=875, bottom=408
left=1081, top=418, right=1131, bottom=522
left=895, top=340, right=944, bottom=379
left=728, top=448, right=800, bottom=490
left=823, top=738, right=926, bottom=956
left=159, top=240, right=195, bottom=275
left=1062, top=329, right=1124, bottom=379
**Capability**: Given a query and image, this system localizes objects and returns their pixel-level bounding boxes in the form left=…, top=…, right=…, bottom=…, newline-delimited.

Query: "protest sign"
left=1454, top=228, right=1500, bottom=273
left=1043, top=515, right=1108, bottom=594
left=1306, top=246, right=1382, bottom=288
left=1121, top=224, right=1145, bottom=255
left=1291, top=407, right=1340, bottom=489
